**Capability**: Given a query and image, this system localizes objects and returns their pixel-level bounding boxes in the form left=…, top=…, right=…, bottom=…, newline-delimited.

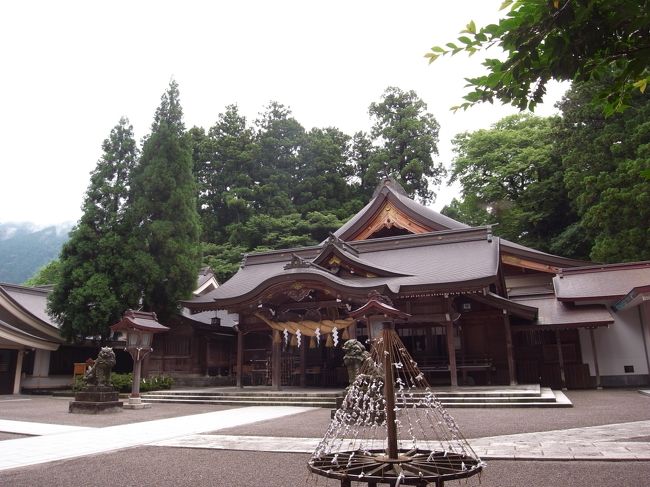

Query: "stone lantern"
left=110, top=310, right=169, bottom=409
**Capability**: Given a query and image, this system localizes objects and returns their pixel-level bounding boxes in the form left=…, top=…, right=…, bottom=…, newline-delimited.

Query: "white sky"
left=0, top=0, right=567, bottom=226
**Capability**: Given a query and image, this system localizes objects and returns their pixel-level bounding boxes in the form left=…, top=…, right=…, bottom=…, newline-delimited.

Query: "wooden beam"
left=589, top=328, right=602, bottom=389
left=503, top=311, right=517, bottom=386
left=555, top=330, right=567, bottom=391
left=501, top=254, right=561, bottom=274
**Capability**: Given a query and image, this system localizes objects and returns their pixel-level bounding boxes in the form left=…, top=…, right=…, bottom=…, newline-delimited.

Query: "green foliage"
left=445, top=113, right=580, bottom=255
left=74, top=373, right=174, bottom=393
left=367, top=87, right=443, bottom=202
left=127, top=81, right=202, bottom=319
left=446, top=80, right=650, bottom=263
left=48, top=118, right=140, bottom=340
left=23, top=259, right=61, bottom=286
left=557, top=79, right=650, bottom=262
left=428, top=0, right=650, bottom=114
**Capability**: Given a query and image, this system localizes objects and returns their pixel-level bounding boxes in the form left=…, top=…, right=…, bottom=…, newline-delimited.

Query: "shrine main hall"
left=185, top=179, right=650, bottom=391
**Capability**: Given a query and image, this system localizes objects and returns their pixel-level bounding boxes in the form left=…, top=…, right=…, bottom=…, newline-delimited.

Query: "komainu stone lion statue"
left=83, top=347, right=116, bottom=387
left=343, top=339, right=370, bottom=384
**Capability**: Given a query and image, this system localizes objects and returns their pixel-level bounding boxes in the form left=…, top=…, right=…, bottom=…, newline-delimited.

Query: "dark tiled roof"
left=511, top=294, right=613, bottom=328
left=186, top=228, right=500, bottom=310
left=500, top=239, right=590, bottom=268
left=0, top=283, right=58, bottom=328
left=554, top=261, right=650, bottom=301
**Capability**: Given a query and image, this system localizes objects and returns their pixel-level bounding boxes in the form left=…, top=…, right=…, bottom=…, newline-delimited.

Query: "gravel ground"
left=214, top=389, right=650, bottom=439
left=0, top=432, right=28, bottom=441
left=1, top=389, right=649, bottom=486
left=1, top=447, right=649, bottom=487
left=0, top=396, right=235, bottom=427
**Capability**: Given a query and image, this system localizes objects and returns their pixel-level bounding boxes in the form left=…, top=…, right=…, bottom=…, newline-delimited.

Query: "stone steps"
left=141, top=386, right=572, bottom=408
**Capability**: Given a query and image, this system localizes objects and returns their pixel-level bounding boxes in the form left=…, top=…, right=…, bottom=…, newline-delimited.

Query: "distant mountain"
left=0, top=222, right=72, bottom=284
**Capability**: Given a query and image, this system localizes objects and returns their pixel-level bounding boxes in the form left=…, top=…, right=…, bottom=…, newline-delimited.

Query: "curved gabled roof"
left=311, top=240, right=411, bottom=278
left=332, top=179, right=468, bottom=241
left=0, top=283, right=62, bottom=343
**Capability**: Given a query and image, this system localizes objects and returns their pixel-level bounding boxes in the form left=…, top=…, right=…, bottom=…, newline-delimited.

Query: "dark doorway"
left=0, top=349, right=17, bottom=394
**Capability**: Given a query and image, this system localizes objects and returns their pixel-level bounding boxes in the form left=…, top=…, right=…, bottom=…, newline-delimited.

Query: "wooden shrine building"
left=185, top=179, right=649, bottom=390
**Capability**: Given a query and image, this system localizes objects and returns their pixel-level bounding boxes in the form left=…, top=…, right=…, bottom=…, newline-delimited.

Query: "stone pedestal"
left=69, top=386, right=123, bottom=414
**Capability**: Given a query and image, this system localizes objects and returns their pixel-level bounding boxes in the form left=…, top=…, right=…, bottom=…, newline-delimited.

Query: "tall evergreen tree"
left=253, top=102, right=305, bottom=215
left=48, top=118, right=139, bottom=340
left=127, top=81, right=201, bottom=319
left=367, top=87, right=443, bottom=202
left=193, top=105, right=257, bottom=243
left=557, top=79, right=650, bottom=262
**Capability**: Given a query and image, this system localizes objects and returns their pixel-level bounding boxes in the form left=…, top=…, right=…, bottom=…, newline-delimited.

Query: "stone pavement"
left=153, top=420, right=650, bottom=461
left=0, top=406, right=313, bottom=471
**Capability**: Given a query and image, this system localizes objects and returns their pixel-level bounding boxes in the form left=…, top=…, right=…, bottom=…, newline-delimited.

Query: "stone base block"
left=123, top=397, right=151, bottom=409
left=69, top=400, right=123, bottom=414
left=123, top=402, right=151, bottom=410
left=74, top=390, right=120, bottom=402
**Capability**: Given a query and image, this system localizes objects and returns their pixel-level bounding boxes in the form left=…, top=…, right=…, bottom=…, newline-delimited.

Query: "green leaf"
left=425, top=53, right=440, bottom=63
left=458, top=36, right=473, bottom=45
left=499, top=0, right=514, bottom=10
left=633, top=77, right=648, bottom=94
left=467, top=20, right=476, bottom=34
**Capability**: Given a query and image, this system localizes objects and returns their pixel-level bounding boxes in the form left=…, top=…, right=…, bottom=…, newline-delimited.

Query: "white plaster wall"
left=22, top=375, right=71, bottom=390
left=579, top=305, right=649, bottom=376
left=32, top=349, right=51, bottom=377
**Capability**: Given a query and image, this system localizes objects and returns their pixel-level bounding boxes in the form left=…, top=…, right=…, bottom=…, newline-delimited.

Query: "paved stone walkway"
left=153, top=420, right=650, bottom=461
left=0, top=406, right=313, bottom=471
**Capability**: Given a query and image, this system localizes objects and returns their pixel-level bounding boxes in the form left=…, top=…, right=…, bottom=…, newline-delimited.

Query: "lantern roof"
left=348, top=293, right=410, bottom=320
left=110, top=310, right=169, bottom=334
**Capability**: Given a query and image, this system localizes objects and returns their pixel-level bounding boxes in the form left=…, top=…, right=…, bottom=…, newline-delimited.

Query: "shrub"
left=109, top=373, right=174, bottom=393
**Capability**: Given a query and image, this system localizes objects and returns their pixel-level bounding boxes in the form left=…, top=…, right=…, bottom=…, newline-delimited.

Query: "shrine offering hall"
left=185, top=180, right=650, bottom=391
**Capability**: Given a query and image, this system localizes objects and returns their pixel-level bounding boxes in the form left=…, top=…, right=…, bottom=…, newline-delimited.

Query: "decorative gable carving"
left=352, top=201, right=433, bottom=241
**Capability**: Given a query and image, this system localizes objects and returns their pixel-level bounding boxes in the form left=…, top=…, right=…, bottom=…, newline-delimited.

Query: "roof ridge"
left=559, top=260, right=650, bottom=275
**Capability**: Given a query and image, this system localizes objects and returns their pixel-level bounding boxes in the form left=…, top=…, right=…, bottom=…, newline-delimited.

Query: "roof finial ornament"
left=367, top=289, right=394, bottom=307
left=326, top=232, right=359, bottom=255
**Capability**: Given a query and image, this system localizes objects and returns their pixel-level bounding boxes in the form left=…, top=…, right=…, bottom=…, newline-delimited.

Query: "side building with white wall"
left=554, top=262, right=650, bottom=387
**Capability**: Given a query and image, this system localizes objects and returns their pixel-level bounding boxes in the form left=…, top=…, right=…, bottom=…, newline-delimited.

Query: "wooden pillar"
left=12, top=350, right=24, bottom=395
left=236, top=328, right=244, bottom=389
left=555, top=329, right=567, bottom=390
left=349, top=320, right=357, bottom=340
left=446, top=320, right=458, bottom=387
left=205, top=337, right=211, bottom=377
left=271, top=329, right=282, bottom=391
left=300, top=338, right=307, bottom=388
left=444, top=295, right=458, bottom=387
left=588, top=328, right=602, bottom=389
left=503, top=311, right=517, bottom=386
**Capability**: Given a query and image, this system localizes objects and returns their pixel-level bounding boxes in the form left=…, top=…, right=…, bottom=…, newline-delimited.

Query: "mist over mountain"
left=0, top=222, right=72, bottom=284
